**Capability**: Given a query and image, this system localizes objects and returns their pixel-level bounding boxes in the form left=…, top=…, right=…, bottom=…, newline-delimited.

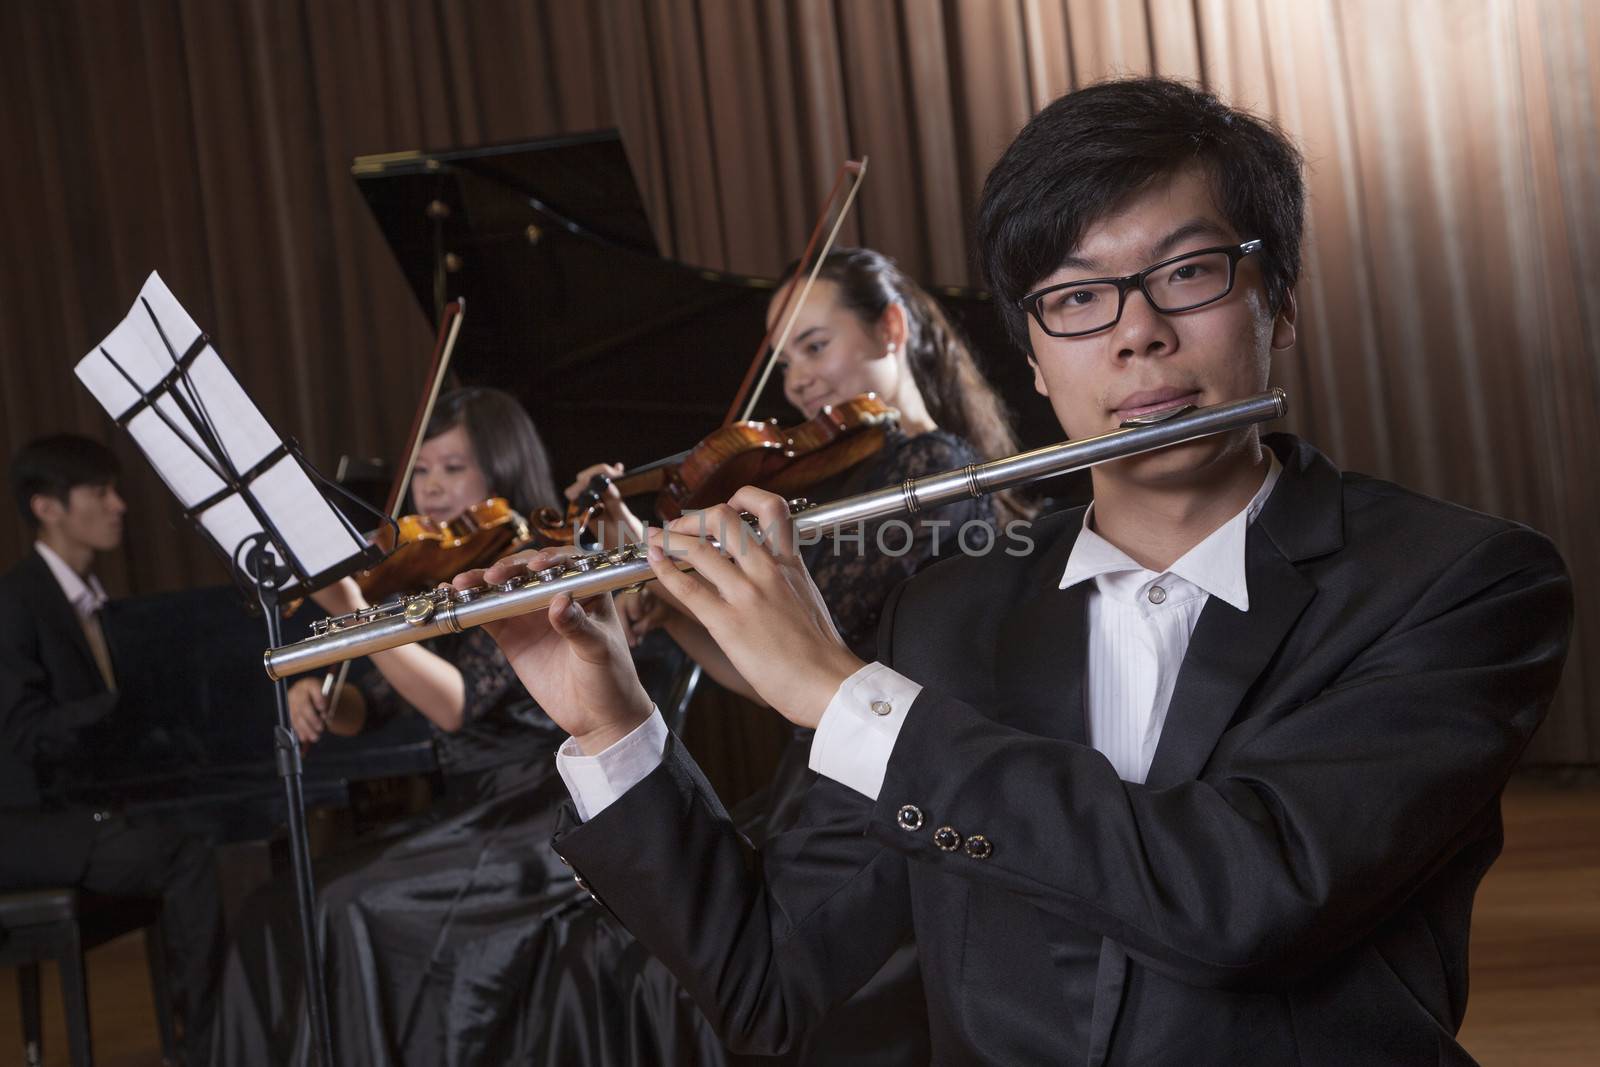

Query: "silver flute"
left=264, top=388, right=1287, bottom=680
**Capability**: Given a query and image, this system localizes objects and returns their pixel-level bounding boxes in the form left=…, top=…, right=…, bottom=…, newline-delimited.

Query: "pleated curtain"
left=1, top=0, right=1594, bottom=761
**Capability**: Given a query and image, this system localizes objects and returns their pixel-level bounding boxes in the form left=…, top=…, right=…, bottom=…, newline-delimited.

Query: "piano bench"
left=0, top=889, right=179, bottom=1067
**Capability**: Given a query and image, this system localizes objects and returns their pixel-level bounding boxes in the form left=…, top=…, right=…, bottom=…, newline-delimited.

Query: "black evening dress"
left=442, top=430, right=997, bottom=1066
left=210, top=627, right=584, bottom=1067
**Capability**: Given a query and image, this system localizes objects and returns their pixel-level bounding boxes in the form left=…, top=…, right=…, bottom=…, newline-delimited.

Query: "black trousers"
left=5, top=813, right=225, bottom=1066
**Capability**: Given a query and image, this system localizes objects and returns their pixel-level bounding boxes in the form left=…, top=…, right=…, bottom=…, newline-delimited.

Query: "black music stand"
left=75, top=271, right=382, bottom=1067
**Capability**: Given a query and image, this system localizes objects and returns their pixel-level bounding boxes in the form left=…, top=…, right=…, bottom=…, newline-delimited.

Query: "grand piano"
left=69, top=130, right=1079, bottom=840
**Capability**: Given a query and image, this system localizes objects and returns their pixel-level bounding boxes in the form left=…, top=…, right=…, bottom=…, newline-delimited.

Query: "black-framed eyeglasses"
left=1018, top=239, right=1264, bottom=338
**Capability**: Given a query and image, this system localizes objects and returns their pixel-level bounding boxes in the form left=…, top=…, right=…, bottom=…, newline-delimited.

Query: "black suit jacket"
left=0, top=548, right=118, bottom=881
left=554, top=435, right=1573, bottom=1066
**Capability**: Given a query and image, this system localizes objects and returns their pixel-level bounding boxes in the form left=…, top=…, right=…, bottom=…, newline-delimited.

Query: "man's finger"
left=696, top=503, right=782, bottom=585
left=651, top=523, right=747, bottom=597
left=481, top=545, right=580, bottom=585
left=727, top=486, right=798, bottom=561
left=451, top=568, right=488, bottom=591
left=646, top=537, right=721, bottom=622
left=546, top=592, right=623, bottom=659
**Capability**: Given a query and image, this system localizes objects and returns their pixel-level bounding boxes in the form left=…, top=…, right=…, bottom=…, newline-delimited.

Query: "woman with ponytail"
left=581, top=247, right=1030, bottom=683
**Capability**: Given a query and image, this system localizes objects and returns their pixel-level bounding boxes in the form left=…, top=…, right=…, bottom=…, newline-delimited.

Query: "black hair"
left=780, top=247, right=1032, bottom=526
left=421, top=387, right=558, bottom=518
left=977, top=76, right=1305, bottom=353
left=10, top=434, right=120, bottom=531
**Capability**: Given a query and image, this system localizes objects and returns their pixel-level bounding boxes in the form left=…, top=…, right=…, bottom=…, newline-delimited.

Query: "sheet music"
left=75, top=271, right=371, bottom=590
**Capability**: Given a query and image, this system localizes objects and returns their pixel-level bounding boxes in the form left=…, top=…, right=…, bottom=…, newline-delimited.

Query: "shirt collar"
left=35, top=541, right=107, bottom=618
left=1059, top=450, right=1282, bottom=612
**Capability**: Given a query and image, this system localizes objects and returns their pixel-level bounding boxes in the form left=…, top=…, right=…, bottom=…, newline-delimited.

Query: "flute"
left=264, top=388, right=1287, bottom=680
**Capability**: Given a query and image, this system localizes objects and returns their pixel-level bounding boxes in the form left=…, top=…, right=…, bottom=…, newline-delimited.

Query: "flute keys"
left=534, top=566, right=562, bottom=583
left=403, top=597, right=436, bottom=626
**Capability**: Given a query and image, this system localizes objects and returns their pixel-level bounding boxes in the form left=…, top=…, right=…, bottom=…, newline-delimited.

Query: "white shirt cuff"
left=808, top=662, right=922, bottom=800
left=556, top=708, right=669, bottom=822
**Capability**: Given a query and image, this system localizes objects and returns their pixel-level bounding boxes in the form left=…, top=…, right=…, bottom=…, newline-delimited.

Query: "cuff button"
left=964, top=834, right=992, bottom=860
left=933, top=826, right=962, bottom=852
left=870, top=699, right=893, bottom=717
left=896, top=804, right=924, bottom=832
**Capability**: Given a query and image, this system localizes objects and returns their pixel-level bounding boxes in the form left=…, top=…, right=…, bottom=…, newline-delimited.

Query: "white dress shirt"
left=558, top=454, right=1281, bottom=815
left=35, top=540, right=117, bottom=691
left=36, top=541, right=109, bottom=618
left=1060, top=452, right=1280, bottom=782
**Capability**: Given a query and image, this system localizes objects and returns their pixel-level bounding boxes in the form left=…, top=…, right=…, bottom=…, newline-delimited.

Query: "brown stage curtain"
left=1, top=0, right=1594, bottom=763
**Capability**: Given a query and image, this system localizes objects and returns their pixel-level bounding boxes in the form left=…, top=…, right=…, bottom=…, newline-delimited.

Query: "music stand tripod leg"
left=245, top=536, right=336, bottom=1067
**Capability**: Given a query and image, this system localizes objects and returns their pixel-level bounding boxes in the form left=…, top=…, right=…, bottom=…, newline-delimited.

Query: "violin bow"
left=574, top=159, right=868, bottom=535
left=387, top=299, right=467, bottom=520
left=725, top=157, right=869, bottom=426
left=324, top=299, right=467, bottom=712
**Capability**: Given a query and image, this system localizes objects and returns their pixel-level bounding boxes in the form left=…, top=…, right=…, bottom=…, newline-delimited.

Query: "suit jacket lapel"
left=1143, top=496, right=1318, bottom=791
left=993, top=519, right=1088, bottom=744
left=23, top=550, right=98, bottom=674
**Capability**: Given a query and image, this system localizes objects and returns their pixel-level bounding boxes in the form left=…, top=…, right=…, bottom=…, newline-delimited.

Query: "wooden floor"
left=2, top=777, right=1596, bottom=1066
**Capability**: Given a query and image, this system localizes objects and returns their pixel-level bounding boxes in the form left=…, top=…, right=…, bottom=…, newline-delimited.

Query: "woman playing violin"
left=577, top=246, right=1027, bottom=697
left=213, top=387, right=591, bottom=1067
left=285, top=386, right=556, bottom=745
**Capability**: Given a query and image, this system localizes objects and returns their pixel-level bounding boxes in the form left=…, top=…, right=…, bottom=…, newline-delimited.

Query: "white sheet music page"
left=74, top=270, right=370, bottom=590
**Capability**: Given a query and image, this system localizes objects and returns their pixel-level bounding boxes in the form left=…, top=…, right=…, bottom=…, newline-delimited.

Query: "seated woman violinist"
left=212, top=386, right=596, bottom=1067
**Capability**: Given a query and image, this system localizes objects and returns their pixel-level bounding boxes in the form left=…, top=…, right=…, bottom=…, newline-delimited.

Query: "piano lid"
left=353, top=131, right=787, bottom=487
left=352, top=131, right=1078, bottom=506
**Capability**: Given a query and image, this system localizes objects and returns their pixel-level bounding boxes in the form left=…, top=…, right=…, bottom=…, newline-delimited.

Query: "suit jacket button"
left=933, top=826, right=962, bottom=852
left=896, top=804, right=924, bottom=832
left=964, top=834, right=992, bottom=860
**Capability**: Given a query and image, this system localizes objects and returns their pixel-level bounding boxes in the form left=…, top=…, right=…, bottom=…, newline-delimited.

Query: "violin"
left=356, top=498, right=534, bottom=603
left=561, top=394, right=899, bottom=531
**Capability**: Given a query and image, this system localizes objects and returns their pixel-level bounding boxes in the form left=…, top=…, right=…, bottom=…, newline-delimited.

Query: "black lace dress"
left=441, top=431, right=996, bottom=1066
left=210, top=628, right=583, bottom=1067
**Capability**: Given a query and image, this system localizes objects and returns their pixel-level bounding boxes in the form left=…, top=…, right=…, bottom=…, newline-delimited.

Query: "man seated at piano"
left=213, top=386, right=597, bottom=1067
left=0, top=433, right=224, bottom=1066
